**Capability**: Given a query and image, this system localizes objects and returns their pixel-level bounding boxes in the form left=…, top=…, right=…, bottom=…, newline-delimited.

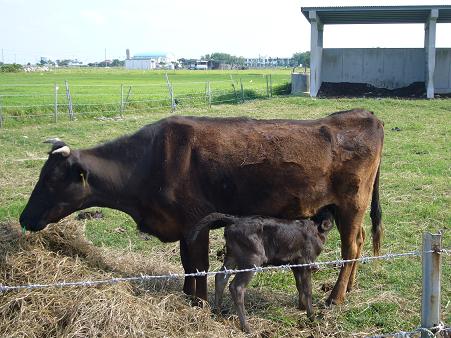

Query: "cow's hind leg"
left=326, top=207, right=366, bottom=306
left=348, top=226, right=365, bottom=292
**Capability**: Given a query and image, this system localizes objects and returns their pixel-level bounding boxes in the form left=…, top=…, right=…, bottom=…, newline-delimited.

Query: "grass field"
left=0, top=68, right=291, bottom=124
left=0, top=69, right=450, bottom=337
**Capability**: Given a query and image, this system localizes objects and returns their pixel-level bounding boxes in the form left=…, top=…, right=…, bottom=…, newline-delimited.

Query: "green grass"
left=0, top=69, right=450, bottom=336
left=0, top=68, right=291, bottom=124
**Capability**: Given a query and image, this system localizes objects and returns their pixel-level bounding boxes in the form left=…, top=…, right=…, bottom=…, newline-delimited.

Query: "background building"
left=125, top=51, right=177, bottom=70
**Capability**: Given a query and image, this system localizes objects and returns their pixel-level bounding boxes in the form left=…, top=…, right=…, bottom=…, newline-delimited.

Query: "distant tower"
left=126, top=49, right=130, bottom=60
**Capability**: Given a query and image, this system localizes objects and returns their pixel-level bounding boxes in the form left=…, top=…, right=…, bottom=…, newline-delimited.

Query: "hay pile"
left=0, top=220, right=314, bottom=338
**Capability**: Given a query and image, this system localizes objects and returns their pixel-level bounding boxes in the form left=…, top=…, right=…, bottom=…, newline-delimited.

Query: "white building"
left=244, top=56, right=292, bottom=68
left=125, top=52, right=177, bottom=70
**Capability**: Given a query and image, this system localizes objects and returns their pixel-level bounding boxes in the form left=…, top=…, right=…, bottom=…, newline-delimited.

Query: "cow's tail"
left=188, top=213, right=237, bottom=243
left=370, top=163, right=383, bottom=256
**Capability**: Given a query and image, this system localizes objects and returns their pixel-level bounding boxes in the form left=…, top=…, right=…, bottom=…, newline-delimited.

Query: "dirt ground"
left=317, top=82, right=429, bottom=98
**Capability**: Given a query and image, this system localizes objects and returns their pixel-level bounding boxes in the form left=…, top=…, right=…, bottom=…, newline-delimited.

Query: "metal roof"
left=301, top=5, right=451, bottom=24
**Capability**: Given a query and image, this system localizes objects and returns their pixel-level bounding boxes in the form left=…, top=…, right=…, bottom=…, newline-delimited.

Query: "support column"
left=309, top=11, right=323, bottom=97
left=424, top=9, right=438, bottom=99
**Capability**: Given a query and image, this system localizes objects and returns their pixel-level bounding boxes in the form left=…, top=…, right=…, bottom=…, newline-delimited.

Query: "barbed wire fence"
left=0, top=74, right=288, bottom=127
left=0, top=232, right=449, bottom=337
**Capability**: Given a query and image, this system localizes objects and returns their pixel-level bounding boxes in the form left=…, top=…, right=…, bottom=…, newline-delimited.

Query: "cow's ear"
left=68, top=153, right=89, bottom=181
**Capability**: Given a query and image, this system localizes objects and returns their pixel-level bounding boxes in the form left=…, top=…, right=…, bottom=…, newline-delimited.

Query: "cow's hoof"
left=188, top=296, right=207, bottom=308
left=325, top=297, right=340, bottom=307
left=214, top=307, right=230, bottom=316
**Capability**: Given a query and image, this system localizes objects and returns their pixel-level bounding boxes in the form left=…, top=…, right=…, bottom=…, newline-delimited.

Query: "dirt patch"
left=318, top=82, right=427, bottom=98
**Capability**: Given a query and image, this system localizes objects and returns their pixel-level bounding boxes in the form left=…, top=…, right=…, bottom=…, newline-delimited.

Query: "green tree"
left=292, top=51, right=310, bottom=67
left=0, top=63, right=23, bottom=72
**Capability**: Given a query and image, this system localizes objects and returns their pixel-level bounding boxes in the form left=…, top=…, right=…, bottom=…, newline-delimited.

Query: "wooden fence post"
left=65, top=80, right=74, bottom=120
left=54, top=83, right=58, bottom=123
left=421, top=232, right=442, bottom=337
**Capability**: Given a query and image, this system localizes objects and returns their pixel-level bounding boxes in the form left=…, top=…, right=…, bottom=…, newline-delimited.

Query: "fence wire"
left=0, top=76, right=288, bottom=126
left=1, top=249, right=448, bottom=294
left=366, top=324, right=451, bottom=338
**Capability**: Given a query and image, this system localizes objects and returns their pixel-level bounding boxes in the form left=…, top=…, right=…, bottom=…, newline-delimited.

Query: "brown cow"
left=20, top=109, right=383, bottom=305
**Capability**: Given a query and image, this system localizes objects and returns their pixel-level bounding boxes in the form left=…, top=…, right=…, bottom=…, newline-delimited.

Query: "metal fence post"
left=421, top=232, right=442, bottom=337
left=65, top=80, right=74, bottom=120
left=240, top=78, right=245, bottom=103
left=54, top=83, right=58, bottom=123
left=269, top=74, right=273, bottom=98
left=120, top=84, right=124, bottom=118
left=0, top=96, right=3, bottom=128
left=165, top=73, right=175, bottom=113
left=205, top=81, right=212, bottom=109
left=266, top=75, right=270, bottom=98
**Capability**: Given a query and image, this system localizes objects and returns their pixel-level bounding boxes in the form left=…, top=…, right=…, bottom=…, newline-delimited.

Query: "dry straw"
left=0, top=220, right=318, bottom=337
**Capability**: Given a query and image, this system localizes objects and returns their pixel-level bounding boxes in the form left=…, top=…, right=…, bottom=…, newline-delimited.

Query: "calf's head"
left=313, top=207, right=335, bottom=244
left=19, top=139, right=90, bottom=231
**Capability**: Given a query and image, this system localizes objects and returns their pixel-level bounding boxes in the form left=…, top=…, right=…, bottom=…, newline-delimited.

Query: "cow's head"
left=19, top=139, right=90, bottom=231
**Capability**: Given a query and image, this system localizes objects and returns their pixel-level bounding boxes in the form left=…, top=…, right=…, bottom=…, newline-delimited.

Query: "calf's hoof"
left=241, top=323, right=251, bottom=334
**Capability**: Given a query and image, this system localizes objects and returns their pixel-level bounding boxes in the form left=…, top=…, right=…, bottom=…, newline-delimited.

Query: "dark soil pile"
left=318, top=82, right=426, bottom=98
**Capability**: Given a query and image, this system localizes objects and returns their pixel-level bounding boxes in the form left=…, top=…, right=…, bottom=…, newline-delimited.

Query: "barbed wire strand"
left=366, top=323, right=450, bottom=338
left=2, top=249, right=448, bottom=294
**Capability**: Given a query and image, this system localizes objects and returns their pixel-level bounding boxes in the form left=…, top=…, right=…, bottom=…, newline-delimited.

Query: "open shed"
left=301, top=5, right=451, bottom=98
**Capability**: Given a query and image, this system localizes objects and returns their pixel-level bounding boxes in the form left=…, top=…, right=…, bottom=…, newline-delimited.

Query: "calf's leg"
left=292, top=267, right=313, bottom=319
left=229, top=271, right=255, bottom=333
left=215, top=255, right=235, bottom=311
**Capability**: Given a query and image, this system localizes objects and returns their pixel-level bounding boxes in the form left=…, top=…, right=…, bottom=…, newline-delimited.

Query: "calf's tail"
left=370, top=163, right=383, bottom=256
left=188, top=213, right=237, bottom=243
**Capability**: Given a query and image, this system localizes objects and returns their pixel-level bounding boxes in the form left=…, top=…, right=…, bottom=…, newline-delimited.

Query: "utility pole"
left=1, top=48, right=3, bottom=64
left=104, top=48, right=107, bottom=67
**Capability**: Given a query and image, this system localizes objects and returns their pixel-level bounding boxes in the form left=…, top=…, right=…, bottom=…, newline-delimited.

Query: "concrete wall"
left=321, top=48, right=451, bottom=93
left=435, top=49, right=451, bottom=94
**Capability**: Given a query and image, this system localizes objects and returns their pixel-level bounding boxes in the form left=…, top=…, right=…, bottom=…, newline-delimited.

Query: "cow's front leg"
left=185, top=227, right=210, bottom=301
left=180, top=238, right=196, bottom=297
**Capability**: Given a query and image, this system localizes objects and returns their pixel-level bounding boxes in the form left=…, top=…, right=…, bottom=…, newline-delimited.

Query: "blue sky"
left=1, top=0, right=450, bottom=64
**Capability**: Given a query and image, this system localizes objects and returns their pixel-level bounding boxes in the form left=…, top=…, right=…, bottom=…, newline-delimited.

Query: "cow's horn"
left=43, top=138, right=62, bottom=144
left=52, top=145, right=71, bottom=157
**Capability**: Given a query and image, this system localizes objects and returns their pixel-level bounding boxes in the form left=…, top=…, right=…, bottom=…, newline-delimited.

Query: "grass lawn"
left=0, top=70, right=449, bottom=337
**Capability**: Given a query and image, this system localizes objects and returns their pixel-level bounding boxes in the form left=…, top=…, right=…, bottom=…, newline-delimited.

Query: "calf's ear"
left=319, top=219, right=333, bottom=233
